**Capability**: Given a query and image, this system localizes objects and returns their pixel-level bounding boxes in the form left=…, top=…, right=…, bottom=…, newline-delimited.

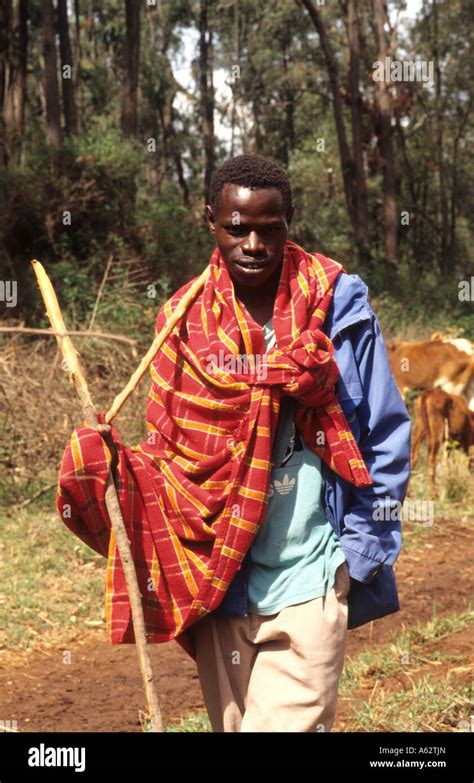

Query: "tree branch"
left=0, top=326, right=137, bottom=350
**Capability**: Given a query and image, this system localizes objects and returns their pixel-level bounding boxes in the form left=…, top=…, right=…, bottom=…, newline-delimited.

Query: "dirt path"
left=0, top=517, right=472, bottom=732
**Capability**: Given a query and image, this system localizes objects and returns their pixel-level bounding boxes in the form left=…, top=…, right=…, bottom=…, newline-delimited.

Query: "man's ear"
left=205, top=204, right=216, bottom=233
left=287, top=205, right=295, bottom=227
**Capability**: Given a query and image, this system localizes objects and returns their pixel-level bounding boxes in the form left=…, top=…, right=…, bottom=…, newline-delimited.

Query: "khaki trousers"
left=188, top=561, right=350, bottom=732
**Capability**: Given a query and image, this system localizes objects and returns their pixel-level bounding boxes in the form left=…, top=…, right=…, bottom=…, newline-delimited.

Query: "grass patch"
left=405, top=467, right=473, bottom=528
left=407, top=445, right=474, bottom=524
left=341, top=608, right=474, bottom=691
left=346, top=675, right=472, bottom=732
left=403, top=388, right=474, bottom=525
left=140, top=711, right=212, bottom=733
left=0, top=507, right=107, bottom=649
left=438, top=446, right=474, bottom=504
left=165, top=712, right=212, bottom=733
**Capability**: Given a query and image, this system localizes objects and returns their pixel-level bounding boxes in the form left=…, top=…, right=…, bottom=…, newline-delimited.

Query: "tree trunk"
left=252, top=81, right=263, bottom=153
left=57, top=0, right=78, bottom=135
left=371, top=0, right=397, bottom=261
left=0, top=0, right=10, bottom=112
left=73, top=0, right=83, bottom=128
left=282, top=36, right=295, bottom=165
left=199, top=0, right=215, bottom=205
left=395, top=119, right=418, bottom=257
left=230, top=0, right=240, bottom=157
left=41, top=0, right=62, bottom=149
left=121, top=0, right=141, bottom=137
left=157, top=71, right=190, bottom=206
left=0, top=0, right=10, bottom=164
left=432, top=0, right=449, bottom=276
left=154, top=1, right=189, bottom=205
left=74, top=0, right=81, bottom=58
left=299, top=0, right=358, bottom=252
left=347, top=0, right=370, bottom=257
left=3, top=0, right=28, bottom=157
left=448, top=100, right=471, bottom=260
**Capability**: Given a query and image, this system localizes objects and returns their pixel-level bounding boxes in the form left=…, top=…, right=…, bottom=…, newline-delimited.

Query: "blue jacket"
left=213, top=272, right=412, bottom=629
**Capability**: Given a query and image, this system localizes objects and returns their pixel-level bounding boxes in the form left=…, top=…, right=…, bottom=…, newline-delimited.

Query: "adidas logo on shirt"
left=273, top=474, right=296, bottom=496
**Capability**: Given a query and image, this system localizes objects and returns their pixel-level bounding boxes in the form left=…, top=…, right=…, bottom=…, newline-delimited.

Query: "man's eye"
left=226, top=225, right=281, bottom=236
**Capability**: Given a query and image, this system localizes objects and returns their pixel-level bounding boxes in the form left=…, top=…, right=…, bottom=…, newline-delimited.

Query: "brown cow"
left=411, top=389, right=473, bottom=497
left=430, top=332, right=474, bottom=356
left=387, top=340, right=474, bottom=407
left=429, top=335, right=474, bottom=411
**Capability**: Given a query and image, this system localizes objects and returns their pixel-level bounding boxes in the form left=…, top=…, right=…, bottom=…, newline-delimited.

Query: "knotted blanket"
left=57, top=240, right=372, bottom=654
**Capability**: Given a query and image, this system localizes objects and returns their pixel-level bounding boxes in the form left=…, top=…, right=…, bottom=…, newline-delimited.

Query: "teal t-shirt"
left=247, top=318, right=346, bottom=615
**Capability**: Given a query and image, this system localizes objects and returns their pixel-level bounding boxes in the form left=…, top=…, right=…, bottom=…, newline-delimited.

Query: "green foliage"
left=59, top=125, right=142, bottom=254
left=362, top=258, right=474, bottom=339
left=288, top=139, right=353, bottom=261
left=0, top=125, right=144, bottom=318
left=138, top=181, right=214, bottom=284
left=1, top=0, right=472, bottom=342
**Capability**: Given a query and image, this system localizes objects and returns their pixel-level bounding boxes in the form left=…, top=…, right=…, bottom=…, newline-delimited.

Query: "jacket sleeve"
left=337, top=303, right=411, bottom=583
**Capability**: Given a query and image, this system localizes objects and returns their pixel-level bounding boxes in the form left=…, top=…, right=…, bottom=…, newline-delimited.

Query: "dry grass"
left=345, top=673, right=472, bottom=732
left=437, top=444, right=474, bottom=504
left=0, top=333, right=150, bottom=505
left=407, top=442, right=474, bottom=523
left=340, top=609, right=474, bottom=690
left=0, top=506, right=107, bottom=652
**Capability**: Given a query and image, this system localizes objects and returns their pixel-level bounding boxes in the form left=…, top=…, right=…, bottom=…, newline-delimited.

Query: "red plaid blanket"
left=57, top=240, right=372, bottom=655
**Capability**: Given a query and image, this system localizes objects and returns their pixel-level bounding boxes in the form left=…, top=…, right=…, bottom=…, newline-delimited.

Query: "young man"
left=57, top=154, right=411, bottom=733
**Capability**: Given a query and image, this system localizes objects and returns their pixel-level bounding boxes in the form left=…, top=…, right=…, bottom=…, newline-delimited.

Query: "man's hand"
left=95, top=423, right=112, bottom=435
left=94, top=422, right=119, bottom=474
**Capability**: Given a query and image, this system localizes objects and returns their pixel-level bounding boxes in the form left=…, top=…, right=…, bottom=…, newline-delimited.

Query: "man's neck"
left=236, top=294, right=277, bottom=328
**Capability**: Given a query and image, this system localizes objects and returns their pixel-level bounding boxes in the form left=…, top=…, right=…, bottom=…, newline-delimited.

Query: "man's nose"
left=242, top=230, right=264, bottom=255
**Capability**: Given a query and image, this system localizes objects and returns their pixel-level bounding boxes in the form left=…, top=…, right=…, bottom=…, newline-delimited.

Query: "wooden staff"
left=31, top=259, right=164, bottom=732
left=105, top=265, right=210, bottom=424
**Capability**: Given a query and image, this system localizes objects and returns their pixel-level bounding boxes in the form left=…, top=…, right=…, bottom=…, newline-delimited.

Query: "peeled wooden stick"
left=31, top=259, right=164, bottom=733
left=105, top=265, right=210, bottom=424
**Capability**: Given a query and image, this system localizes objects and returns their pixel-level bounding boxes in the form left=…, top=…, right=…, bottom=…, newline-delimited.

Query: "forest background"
left=1, top=0, right=473, bottom=338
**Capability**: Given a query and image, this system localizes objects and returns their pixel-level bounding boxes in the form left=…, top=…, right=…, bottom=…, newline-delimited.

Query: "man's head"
left=206, top=154, right=294, bottom=292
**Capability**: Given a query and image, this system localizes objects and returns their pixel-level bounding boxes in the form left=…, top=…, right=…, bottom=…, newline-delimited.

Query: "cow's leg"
left=427, top=408, right=444, bottom=499
left=411, top=396, right=426, bottom=468
left=447, top=400, right=471, bottom=456
left=460, top=420, right=471, bottom=455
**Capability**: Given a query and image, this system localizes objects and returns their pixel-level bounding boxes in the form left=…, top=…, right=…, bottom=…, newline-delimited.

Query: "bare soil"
left=0, top=517, right=472, bottom=732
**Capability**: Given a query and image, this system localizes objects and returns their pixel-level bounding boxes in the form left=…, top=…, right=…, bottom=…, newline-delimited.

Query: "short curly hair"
left=209, top=154, right=293, bottom=216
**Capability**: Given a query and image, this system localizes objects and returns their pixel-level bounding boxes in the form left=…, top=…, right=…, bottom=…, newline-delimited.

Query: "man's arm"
left=336, top=296, right=411, bottom=584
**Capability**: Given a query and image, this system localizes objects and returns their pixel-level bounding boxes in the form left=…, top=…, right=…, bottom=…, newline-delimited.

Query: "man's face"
left=206, top=183, right=293, bottom=292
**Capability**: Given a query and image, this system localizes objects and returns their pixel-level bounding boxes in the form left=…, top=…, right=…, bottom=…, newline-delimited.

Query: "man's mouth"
left=234, top=257, right=270, bottom=273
